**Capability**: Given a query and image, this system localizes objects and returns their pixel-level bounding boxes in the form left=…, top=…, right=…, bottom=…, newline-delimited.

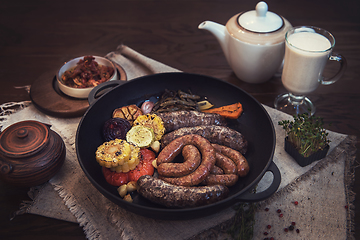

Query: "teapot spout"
left=198, top=21, right=228, bottom=55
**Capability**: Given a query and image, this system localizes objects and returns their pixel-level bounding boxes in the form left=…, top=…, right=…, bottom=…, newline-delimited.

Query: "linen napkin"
left=2, top=45, right=356, bottom=240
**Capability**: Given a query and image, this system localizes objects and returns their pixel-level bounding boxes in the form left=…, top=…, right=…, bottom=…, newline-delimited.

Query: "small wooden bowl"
left=0, top=120, right=66, bottom=187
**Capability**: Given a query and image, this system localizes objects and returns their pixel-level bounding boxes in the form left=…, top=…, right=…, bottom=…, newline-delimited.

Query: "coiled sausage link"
left=210, top=165, right=224, bottom=175
left=212, top=144, right=249, bottom=177
left=215, top=152, right=237, bottom=174
left=157, top=145, right=201, bottom=177
left=157, top=134, right=216, bottom=186
left=203, top=174, right=238, bottom=187
left=202, top=152, right=238, bottom=187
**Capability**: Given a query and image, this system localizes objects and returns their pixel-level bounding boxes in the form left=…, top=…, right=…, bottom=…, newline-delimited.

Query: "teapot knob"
left=256, top=1, right=268, bottom=17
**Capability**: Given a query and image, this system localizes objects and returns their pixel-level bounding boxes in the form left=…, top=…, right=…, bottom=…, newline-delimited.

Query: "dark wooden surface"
left=0, top=0, right=359, bottom=239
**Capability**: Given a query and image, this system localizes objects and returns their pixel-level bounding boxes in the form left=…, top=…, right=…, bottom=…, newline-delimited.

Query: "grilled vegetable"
left=151, top=89, right=201, bottom=113
left=127, top=149, right=155, bottom=181
left=133, top=114, right=165, bottom=141
left=111, top=143, right=141, bottom=173
left=95, top=139, right=132, bottom=168
left=113, top=104, right=143, bottom=125
left=102, top=167, right=128, bottom=186
left=203, top=102, right=243, bottom=119
left=141, top=101, right=155, bottom=114
left=102, top=118, right=131, bottom=141
left=117, top=181, right=138, bottom=198
left=126, top=125, right=155, bottom=148
left=126, top=181, right=138, bottom=192
left=117, top=184, right=128, bottom=197
left=197, top=100, right=214, bottom=111
left=123, top=194, right=133, bottom=202
left=102, top=149, right=154, bottom=188
left=149, top=140, right=160, bottom=153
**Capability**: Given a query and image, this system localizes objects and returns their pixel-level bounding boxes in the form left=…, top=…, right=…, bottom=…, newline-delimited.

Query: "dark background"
left=0, top=0, right=359, bottom=239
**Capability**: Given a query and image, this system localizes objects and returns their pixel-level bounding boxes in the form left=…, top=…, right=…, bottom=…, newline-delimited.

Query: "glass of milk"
left=274, top=26, right=347, bottom=116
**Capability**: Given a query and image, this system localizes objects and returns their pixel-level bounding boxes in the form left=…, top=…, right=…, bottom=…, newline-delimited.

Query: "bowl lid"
left=0, top=120, right=50, bottom=158
left=238, top=1, right=283, bottom=33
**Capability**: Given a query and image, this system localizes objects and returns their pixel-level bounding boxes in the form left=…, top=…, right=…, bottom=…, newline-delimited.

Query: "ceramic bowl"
left=57, top=56, right=119, bottom=99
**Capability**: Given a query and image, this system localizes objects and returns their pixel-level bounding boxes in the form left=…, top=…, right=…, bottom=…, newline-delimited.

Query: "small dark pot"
left=284, top=137, right=329, bottom=167
left=0, top=120, right=66, bottom=187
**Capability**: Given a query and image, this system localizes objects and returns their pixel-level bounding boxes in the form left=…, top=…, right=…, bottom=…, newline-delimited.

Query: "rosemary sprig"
left=227, top=202, right=256, bottom=240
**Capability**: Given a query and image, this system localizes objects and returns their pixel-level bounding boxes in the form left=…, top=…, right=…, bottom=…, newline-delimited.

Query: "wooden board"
left=30, top=66, right=127, bottom=118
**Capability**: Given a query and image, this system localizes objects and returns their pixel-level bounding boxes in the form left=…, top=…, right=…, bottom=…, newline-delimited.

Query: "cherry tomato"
left=102, top=167, right=128, bottom=186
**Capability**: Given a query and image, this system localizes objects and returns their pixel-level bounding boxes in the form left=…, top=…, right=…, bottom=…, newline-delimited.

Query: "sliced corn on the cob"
left=133, top=114, right=165, bottom=141
left=95, top=139, right=132, bottom=168
left=111, top=143, right=140, bottom=173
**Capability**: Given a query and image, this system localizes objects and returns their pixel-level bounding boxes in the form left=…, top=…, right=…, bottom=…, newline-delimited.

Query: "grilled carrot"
left=202, top=102, right=243, bottom=119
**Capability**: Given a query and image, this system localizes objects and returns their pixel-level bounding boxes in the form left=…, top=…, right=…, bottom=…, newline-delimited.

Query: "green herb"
left=227, top=202, right=256, bottom=240
left=278, top=113, right=330, bottom=157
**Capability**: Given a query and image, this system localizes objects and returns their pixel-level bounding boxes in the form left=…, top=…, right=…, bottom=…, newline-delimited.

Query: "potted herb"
left=278, top=113, right=330, bottom=167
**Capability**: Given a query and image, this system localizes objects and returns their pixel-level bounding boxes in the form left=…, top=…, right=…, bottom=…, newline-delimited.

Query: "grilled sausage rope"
left=214, top=152, right=237, bottom=175
left=156, top=134, right=216, bottom=187
left=202, top=151, right=239, bottom=187
left=211, top=143, right=250, bottom=177
left=203, top=173, right=239, bottom=187
left=157, top=144, right=201, bottom=178
left=156, top=135, right=249, bottom=187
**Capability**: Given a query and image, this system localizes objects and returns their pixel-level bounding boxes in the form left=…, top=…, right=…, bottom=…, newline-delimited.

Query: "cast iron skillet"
left=76, top=72, right=280, bottom=220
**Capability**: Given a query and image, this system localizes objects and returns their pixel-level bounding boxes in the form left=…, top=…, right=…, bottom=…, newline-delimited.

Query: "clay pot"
left=0, top=120, right=65, bottom=187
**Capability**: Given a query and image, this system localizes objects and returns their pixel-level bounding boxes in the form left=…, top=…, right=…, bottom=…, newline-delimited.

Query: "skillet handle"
left=88, top=80, right=126, bottom=105
left=235, top=161, right=281, bottom=202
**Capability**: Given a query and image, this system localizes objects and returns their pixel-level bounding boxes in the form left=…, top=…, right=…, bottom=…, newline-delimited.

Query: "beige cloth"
left=1, top=45, right=355, bottom=240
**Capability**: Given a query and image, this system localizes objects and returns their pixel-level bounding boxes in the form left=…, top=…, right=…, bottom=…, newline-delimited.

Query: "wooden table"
left=0, top=0, right=359, bottom=239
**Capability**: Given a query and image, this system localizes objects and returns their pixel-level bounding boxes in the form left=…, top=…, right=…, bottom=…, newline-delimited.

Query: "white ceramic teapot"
left=198, top=1, right=292, bottom=83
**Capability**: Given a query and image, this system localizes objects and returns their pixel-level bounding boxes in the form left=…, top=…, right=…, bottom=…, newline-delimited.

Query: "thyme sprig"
left=278, top=113, right=330, bottom=157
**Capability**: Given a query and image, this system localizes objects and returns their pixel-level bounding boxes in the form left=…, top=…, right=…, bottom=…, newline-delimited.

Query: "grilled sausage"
left=157, top=134, right=216, bottom=186
left=203, top=174, right=238, bottom=187
left=157, top=111, right=227, bottom=133
left=157, top=145, right=201, bottom=177
left=210, top=165, right=224, bottom=175
left=215, top=152, right=237, bottom=174
left=161, top=125, right=248, bottom=155
left=212, top=144, right=249, bottom=177
left=137, top=175, right=229, bottom=208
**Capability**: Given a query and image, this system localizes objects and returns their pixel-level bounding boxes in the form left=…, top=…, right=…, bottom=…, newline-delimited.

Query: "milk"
left=282, top=31, right=332, bottom=95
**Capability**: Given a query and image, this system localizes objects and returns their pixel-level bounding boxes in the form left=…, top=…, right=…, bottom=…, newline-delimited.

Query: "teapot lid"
left=0, top=120, right=50, bottom=158
left=238, top=1, right=283, bottom=33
